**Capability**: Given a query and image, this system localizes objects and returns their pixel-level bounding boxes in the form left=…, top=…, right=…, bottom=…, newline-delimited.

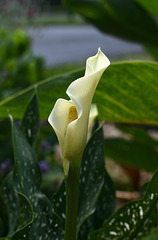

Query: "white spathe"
left=48, top=48, right=110, bottom=175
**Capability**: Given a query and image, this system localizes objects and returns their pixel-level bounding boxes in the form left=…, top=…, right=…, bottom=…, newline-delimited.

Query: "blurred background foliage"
left=0, top=1, right=158, bottom=238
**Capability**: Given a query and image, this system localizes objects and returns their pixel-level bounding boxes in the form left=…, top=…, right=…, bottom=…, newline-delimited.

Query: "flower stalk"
left=48, top=48, right=110, bottom=240
left=64, top=160, right=81, bottom=240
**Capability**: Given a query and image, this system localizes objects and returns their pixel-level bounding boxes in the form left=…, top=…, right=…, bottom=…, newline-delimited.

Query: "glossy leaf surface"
left=1, top=62, right=158, bottom=125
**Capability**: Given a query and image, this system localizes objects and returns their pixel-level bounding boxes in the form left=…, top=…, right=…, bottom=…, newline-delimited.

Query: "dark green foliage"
left=89, top=168, right=158, bottom=239
left=21, top=93, right=40, bottom=148
left=51, top=127, right=116, bottom=240
left=65, top=0, right=158, bottom=48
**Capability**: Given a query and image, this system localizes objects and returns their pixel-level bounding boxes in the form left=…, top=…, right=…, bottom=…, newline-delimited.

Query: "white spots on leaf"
left=109, top=218, right=115, bottom=226
left=109, top=231, right=117, bottom=236
left=41, top=223, right=46, bottom=228
left=82, top=176, right=85, bottom=183
left=139, top=206, right=143, bottom=219
left=62, top=213, right=65, bottom=219
left=127, top=208, right=130, bottom=215
left=28, top=128, right=32, bottom=137
left=124, top=222, right=130, bottom=231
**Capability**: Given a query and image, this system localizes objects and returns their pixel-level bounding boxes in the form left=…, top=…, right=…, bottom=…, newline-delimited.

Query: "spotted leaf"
left=21, top=92, right=40, bottom=148
left=78, top=127, right=116, bottom=240
left=89, top=168, right=158, bottom=240
left=0, top=172, right=20, bottom=236
left=8, top=116, right=64, bottom=240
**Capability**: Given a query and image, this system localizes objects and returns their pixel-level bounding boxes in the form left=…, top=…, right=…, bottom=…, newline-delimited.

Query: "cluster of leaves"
left=0, top=94, right=158, bottom=240
left=0, top=28, right=44, bottom=100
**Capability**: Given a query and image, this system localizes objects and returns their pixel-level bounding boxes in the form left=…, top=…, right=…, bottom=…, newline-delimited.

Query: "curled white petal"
left=48, top=48, right=110, bottom=175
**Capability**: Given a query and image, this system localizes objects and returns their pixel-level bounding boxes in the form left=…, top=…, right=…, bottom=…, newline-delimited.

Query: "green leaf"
left=77, top=127, right=105, bottom=234
left=105, top=138, right=158, bottom=172
left=116, top=126, right=158, bottom=147
left=0, top=70, right=83, bottom=119
left=89, top=168, right=158, bottom=240
left=145, top=46, right=158, bottom=61
left=106, top=125, right=158, bottom=172
left=8, top=116, right=64, bottom=240
left=134, top=0, right=158, bottom=16
left=88, top=171, right=116, bottom=229
left=65, top=0, right=158, bottom=47
left=0, top=172, right=20, bottom=236
left=1, top=62, right=158, bottom=125
left=51, top=181, right=66, bottom=222
left=51, top=127, right=116, bottom=239
left=94, top=62, right=158, bottom=125
left=79, top=171, right=116, bottom=240
left=78, top=127, right=115, bottom=240
left=21, top=92, right=40, bottom=148
left=141, top=228, right=158, bottom=240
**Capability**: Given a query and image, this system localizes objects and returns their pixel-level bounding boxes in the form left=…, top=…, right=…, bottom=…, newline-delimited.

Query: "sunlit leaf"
left=1, top=62, right=158, bottom=125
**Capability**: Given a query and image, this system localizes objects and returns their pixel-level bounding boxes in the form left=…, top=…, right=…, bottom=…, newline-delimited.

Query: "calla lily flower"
left=48, top=48, right=110, bottom=175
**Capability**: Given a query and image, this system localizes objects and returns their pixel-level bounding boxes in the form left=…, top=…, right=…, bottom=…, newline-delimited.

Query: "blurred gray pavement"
left=27, top=25, right=144, bottom=67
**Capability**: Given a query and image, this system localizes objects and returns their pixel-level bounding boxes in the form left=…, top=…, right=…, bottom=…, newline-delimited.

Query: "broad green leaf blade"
left=116, top=126, right=158, bottom=147
left=141, top=228, right=158, bottom=240
left=21, top=93, right=40, bottom=148
left=1, top=62, right=158, bottom=125
left=51, top=181, right=66, bottom=222
left=89, top=168, right=158, bottom=240
left=105, top=138, right=158, bottom=172
left=145, top=46, right=158, bottom=61
left=94, top=62, right=158, bottom=125
left=10, top=116, right=64, bottom=240
left=88, top=171, right=116, bottom=229
left=135, top=0, right=158, bottom=16
left=0, top=172, right=20, bottom=236
left=65, top=0, right=158, bottom=47
left=78, top=127, right=116, bottom=240
left=11, top=117, right=42, bottom=196
left=79, top=171, right=116, bottom=240
left=0, top=70, right=83, bottom=119
left=77, top=127, right=105, bottom=234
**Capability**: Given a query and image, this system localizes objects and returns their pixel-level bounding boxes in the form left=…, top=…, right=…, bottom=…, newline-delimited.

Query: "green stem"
left=64, top=162, right=80, bottom=240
